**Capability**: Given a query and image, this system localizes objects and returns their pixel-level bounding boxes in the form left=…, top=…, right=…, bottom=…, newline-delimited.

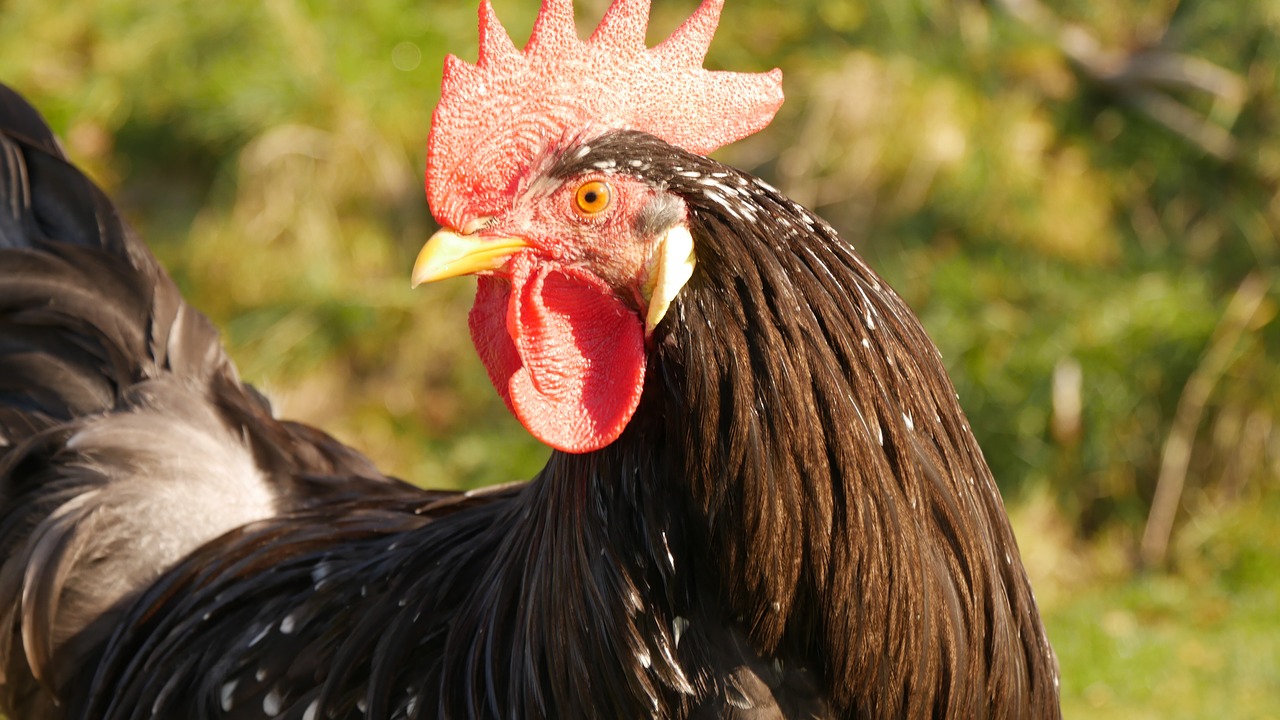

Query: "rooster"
left=0, top=0, right=1060, bottom=718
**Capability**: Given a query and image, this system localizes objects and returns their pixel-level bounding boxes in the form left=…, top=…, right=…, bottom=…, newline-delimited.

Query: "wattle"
left=468, top=255, right=646, bottom=453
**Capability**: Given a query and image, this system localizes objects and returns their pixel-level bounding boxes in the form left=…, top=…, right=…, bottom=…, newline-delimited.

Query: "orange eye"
left=574, top=180, right=612, bottom=215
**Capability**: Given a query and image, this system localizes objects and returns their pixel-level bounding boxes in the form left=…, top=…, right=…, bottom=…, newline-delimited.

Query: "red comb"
left=426, top=0, right=784, bottom=229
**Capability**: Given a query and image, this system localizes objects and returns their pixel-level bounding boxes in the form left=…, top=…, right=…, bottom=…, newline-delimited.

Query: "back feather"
left=0, top=84, right=403, bottom=718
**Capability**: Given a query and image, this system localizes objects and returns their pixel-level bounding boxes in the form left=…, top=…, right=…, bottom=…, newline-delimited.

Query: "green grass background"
left=2, top=0, right=1278, bottom=716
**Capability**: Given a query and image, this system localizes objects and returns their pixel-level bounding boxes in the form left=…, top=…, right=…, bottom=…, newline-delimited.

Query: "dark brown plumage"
left=0, top=46, right=1058, bottom=720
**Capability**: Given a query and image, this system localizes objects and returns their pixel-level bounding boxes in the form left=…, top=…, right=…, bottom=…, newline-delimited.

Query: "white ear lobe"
left=644, top=225, right=696, bottom=336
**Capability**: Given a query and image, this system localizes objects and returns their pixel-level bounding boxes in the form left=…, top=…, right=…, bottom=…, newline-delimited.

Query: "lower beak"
left=411, top=229, right=530, bottom=286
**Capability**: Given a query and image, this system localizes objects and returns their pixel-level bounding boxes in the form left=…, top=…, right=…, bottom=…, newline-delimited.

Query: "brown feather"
left=0, top=89, right=1059, bottom=719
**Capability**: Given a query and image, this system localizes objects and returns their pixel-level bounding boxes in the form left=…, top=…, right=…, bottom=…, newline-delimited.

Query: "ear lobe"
left=643, top=225, right=696, bottom=336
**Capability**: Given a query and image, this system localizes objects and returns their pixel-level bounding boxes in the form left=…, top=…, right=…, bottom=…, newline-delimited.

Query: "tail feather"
left=0, top=85, right=64, bottom=161
left=0, top=84, right=399, bottom=716
left=0, top=84, right=251, bottom=711
left=0, top=107, right=229, bottom=430
left=0, top=246, right=149, bottom=426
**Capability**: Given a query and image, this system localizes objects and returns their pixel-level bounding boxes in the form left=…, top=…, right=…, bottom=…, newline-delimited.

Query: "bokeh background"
left=2, top=0, right=1277, bottom=716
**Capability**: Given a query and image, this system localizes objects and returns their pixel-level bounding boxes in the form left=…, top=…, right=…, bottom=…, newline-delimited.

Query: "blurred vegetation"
left=1, top=0, right=1277, bottom=715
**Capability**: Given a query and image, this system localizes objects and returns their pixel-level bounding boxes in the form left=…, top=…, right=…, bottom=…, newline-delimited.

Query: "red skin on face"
left=465, top=173, right=667, bottom=453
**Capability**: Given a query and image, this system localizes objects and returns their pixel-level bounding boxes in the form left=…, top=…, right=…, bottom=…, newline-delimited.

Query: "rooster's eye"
left=574, top=181, right=612, bottom=216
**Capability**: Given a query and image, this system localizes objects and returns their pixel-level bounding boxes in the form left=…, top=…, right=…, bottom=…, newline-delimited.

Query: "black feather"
left=0, top=88, right=1059, bottom=720
left=551, top=131, right=1060, bottom=717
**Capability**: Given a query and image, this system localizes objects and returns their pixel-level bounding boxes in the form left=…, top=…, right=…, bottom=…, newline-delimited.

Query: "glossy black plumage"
left=0, top=87, right=1059, bottom=719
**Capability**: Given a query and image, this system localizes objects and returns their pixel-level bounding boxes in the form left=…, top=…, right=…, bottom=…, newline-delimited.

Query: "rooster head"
left=413, top=0, right=783, bottom=453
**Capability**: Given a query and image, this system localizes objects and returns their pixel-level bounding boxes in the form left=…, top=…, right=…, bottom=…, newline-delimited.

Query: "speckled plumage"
left=0, top=77, right=1059, bottom=718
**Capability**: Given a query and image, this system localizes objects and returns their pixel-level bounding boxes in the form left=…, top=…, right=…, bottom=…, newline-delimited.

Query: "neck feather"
left=464, top=131, right=1059, bottom=717
left=621, top=141, right=1057, bottom=716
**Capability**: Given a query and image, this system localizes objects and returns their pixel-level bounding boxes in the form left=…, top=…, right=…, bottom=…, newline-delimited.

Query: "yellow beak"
left=411, top=229, right=530, bottom=286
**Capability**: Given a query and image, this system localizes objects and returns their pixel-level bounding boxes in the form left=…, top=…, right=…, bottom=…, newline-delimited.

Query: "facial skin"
left=414, top=137, right=697, bottom=453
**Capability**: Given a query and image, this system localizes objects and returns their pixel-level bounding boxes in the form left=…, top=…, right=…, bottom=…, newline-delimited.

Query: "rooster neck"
left=561, top=132, right=1060, bottom=715
left=429, top=442, right=700, bottom=718
left=487, top=130, right=1059, bottom=716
